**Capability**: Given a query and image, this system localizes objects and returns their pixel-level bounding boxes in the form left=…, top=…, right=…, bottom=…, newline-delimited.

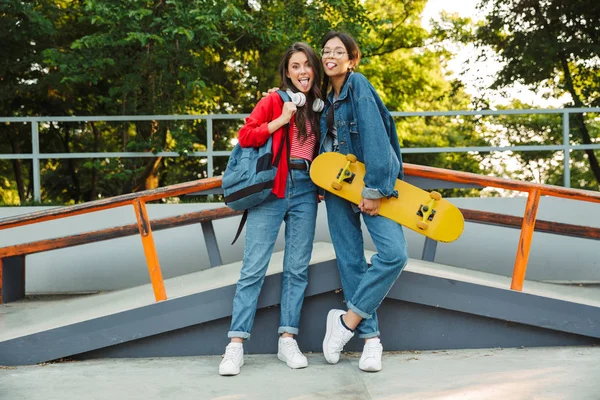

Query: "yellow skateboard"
left=310, top=152, right=464, bottom=242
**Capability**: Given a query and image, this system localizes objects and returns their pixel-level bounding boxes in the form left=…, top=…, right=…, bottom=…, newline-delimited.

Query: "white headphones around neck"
left=286, top=90, right=325, bottom=112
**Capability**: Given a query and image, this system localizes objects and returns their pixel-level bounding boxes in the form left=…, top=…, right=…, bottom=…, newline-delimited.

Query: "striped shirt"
left=290, top=119, right=317, bottom=161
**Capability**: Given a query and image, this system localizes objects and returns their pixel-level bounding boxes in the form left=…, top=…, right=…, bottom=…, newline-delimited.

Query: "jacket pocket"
left=348, top=120, right=362, bottom=156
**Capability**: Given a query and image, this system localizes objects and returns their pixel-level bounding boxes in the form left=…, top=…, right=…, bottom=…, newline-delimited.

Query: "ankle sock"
left=340, top=315, right=354, bottom=332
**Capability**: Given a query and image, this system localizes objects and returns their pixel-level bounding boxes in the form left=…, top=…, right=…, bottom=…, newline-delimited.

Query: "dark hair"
left=319, top=31, right=361, bottom=99
left=278, top=42, right=323, bottom=145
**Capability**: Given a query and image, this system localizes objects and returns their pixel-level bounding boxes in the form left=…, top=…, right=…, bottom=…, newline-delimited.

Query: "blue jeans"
left=325, top=192, right=408, bottom=339
left=228, top=168, right=318, bottom=339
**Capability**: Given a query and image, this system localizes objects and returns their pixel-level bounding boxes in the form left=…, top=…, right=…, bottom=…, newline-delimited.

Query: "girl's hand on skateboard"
left=359, top=198, right=381, bottom=216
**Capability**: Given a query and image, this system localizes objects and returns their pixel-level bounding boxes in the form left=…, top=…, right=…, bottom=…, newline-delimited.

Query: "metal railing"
left=0, top=176, right=224, bottom=303
left=1, top=107, right=599, bottom=202
left=1, top=164, right=599, bottom=305
left=403, top=163, right=600, bottom=291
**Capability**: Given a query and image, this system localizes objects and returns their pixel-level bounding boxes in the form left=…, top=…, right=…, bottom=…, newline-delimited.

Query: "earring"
left=312, top=98, right=324, bottom=112
left=286, top=90, right=306, bottom=107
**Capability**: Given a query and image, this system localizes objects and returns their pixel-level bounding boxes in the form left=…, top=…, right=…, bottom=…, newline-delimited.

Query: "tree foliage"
left=1, top=0, right=492, bottom=204
left=356, top=0, right=489, bottom=196
left=475, top=0, right=600, bottom=189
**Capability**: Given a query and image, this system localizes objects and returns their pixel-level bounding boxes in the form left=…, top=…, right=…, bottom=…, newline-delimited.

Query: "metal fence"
left=1, top=107, right=599, bottom=202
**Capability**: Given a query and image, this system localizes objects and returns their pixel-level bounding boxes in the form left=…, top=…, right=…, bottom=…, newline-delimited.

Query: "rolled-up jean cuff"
left=278, top=326, right=299, bottom=335
left=347, top=301, right=372, bottom=319
left=358, top=331, right=380, bottom=339
left=362, top=187, right=384, bottom=199
left=228, top=331, right=251, bottom=340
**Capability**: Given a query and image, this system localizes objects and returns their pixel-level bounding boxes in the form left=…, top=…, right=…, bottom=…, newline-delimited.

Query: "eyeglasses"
left=321, top=47, right=347, bottom=59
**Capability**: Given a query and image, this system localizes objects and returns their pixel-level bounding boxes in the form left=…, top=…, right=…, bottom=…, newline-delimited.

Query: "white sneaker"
left=277, top=337, right=308, bottom=369
left=359, top=338, right=383, bottom=372
left=322, top=309, right=354, bottom=364
left=219, top=342, right=244, bottom=376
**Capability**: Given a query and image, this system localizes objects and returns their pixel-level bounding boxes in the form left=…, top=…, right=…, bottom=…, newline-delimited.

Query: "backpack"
left=222, top=90, right=291, bottom=243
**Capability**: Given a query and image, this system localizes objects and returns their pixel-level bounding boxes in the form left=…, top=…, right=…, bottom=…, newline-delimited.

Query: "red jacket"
left=238, top=92, right=293, bottom=198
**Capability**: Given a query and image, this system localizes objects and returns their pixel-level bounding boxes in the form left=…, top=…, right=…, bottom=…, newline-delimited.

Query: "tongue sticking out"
left=299, top=79, right=310, bottom=91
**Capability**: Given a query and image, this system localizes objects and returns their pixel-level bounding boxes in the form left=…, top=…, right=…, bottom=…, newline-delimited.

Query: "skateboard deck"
left=310, top=152, right=464, bottom=242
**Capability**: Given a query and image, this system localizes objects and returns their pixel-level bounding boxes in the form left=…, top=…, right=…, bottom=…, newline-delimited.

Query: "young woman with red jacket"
left=219, top=42, right=323, bottom=376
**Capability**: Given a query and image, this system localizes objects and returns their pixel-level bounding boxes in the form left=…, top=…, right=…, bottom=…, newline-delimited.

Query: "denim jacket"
left=319, top=72, right=403, bottom=199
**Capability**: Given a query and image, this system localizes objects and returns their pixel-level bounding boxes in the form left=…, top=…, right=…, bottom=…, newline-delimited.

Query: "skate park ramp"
left=1, top=241, right=599, bottom=366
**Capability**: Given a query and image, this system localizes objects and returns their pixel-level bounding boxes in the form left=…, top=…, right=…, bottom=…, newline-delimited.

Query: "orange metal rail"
left=0, top=177, right=223, bottom=230
left=0, top=164, right=598, bottom=303
left=460, top=208, right=600, bottom=240
left=0, top=177, right=222, bottom=302
left=404, top=163, right=600, bottom=290
left=0, top=208, right=241, bottom=258
left=2, top=207, right=596, bottom=263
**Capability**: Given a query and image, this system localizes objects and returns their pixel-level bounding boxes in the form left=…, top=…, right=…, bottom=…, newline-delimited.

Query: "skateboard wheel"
left=346, top=154, right=357, bottom=163
left=331, top=182, right=342, bottom=191
left=430, top=191, right=442, bottom=201
left=417, top=221, right=428, bottom=230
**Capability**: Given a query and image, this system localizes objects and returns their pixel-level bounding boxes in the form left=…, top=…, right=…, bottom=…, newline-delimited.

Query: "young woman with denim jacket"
left=219, top=42, right=323, bottom=376
left=318, top=31, right=409, bottom=372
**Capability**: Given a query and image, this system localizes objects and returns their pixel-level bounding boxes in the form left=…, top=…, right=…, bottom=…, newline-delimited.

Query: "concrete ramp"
left=1, top=242, right=599, bottom=366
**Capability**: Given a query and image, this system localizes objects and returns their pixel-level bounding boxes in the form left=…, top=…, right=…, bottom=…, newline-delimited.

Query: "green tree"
left=0, top=0, right=57, bottom=203
left=0, top=0, right=104, bottom=204
left=479, top=100, right=599, bottom=191
left=1, top=0, right=495, bottom=204
left=28, top=0, right=373, bottom=203
left=357, top=0, right=488, bottom=196
left=475, top=0, right=600, bottom=189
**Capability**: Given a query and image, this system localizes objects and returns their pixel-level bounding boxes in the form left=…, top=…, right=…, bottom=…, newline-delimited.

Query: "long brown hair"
left=278, top=42, right=323, bottom=144
left=319, top=31, right=361, bottom=100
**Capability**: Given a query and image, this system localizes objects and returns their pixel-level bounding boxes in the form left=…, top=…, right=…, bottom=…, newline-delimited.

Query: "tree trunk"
left=133, top=156, right=163, bottom=192
left=559, top=55, right=600, bottom=188
left=133, top=120, right=165, bottom=192
left=58, top=125, right=82, bottom=202
left=8, top=127, right=26, bottom=203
